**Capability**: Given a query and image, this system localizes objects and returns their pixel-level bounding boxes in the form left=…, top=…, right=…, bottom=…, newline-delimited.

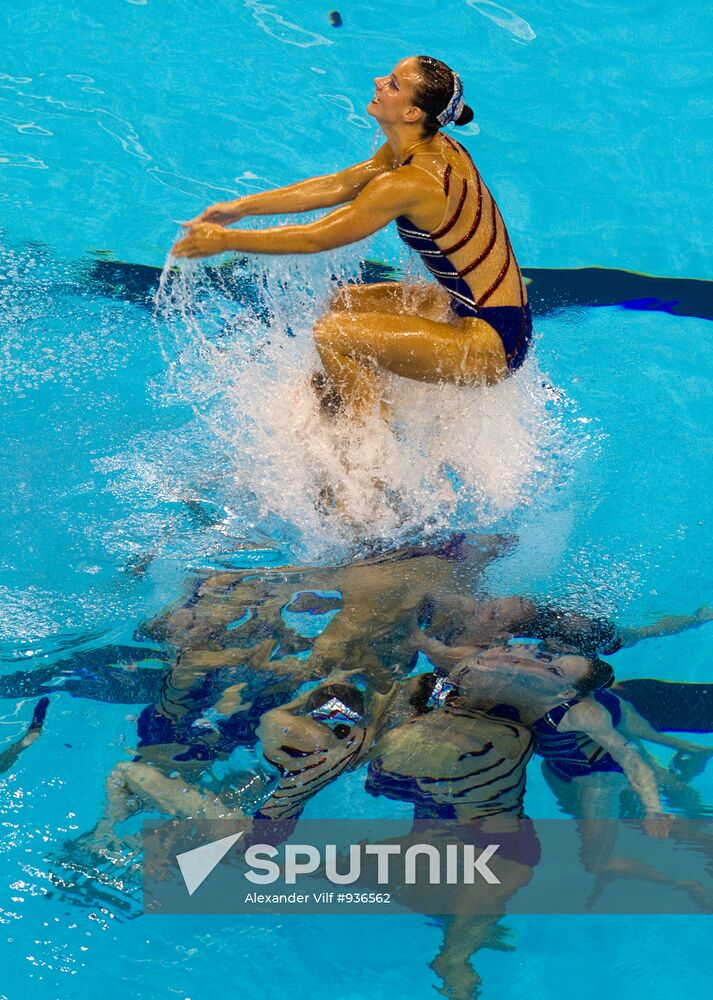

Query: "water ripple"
left=466, top=1, right=536, bottom=42
left=147, top=166, right=238, bottom=201
left=0, top=112, right=52, bottom=136
left=318, top=93, right=372, bottom=130
left=0, top=79, right=152, bottom=163
left=244, top=1, right=332, bottom=48
left=0, top=73, right=32, bottom=85
left=0, top=152, right=47, bottom=169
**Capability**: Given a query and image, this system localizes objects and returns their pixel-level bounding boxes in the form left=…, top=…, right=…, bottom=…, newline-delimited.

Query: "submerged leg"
left=431, top=914, right=516, bottom=999
left=545, top=769, right=713, bottom=910
left=0, top=697, right=49, bottom=777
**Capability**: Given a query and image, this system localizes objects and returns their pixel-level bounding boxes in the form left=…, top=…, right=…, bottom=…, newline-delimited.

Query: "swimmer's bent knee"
left=313, top=312, right=349, bottom=350
left=326, top=285, right=351, bottom=311
left=313, top=314, right=331, bottom=345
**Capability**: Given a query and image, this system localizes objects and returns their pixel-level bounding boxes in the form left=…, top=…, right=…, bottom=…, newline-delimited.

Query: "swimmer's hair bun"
left=454, top=104, right=474, bottom=127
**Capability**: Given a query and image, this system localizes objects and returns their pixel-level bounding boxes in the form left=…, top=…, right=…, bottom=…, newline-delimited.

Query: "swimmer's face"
left=367, top=57, right=423, bottom=127
left=257, top=681, right=369, bottom=775
left=453, top=644, right=591, bottom=703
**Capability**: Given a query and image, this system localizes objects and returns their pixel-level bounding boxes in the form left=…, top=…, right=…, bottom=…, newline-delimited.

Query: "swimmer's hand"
left=182, top=199, right=246, bottom=228
left=172, top=223, right=234, bottom=259
left=643, top=811, right=675, bottom=839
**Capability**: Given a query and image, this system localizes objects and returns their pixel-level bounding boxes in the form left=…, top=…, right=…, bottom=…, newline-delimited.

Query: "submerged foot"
left=310, top=370, right=344, bottom=418
left=430, top=952, right=483, bottom=999
left=20, top=696, right=50, bottom=748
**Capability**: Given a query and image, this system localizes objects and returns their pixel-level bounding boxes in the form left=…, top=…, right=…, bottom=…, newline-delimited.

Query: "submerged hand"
left=172, top=223, right=234, bottom=259
left=643, top=811, right=675, bottom=839
left=182, top=199, right=244, bottom=228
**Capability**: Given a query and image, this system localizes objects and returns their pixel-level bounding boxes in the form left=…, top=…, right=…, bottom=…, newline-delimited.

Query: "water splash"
left=150, top=250, right=570, bottom=562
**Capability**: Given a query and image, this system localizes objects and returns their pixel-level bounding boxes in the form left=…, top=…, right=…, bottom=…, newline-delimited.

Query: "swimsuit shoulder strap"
left=539, top=698, right=579, bottom=731
left=592, top=687, right=622, bottom=725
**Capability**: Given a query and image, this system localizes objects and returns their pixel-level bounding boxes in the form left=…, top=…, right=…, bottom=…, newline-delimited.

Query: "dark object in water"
left=615, top=679, right=713, bottom=733
left=669, top=750, right=709, bottom=781
left=30, top=697, right=50, bottom=731
left=329, top=11, right=343, bottom=27
left=311, top=369, right=343, bottom=416
left=521, top=266, right=713, bottom=322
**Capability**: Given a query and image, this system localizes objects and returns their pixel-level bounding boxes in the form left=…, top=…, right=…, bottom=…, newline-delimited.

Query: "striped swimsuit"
left=396, top=135, right=532, bottom=371
left=532, top=688, right=624, bottom=781
left=365, top=694, right=534, bottom=820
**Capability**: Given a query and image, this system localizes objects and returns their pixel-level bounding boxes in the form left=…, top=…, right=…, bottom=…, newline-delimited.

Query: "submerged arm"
left=413, top=630, right=480, bottom=670
left=618, top=699, right=713, bottom=758
left=618, top=605, right=713, bottom=648
left=562, top=700, right=673, bottom=836
left=0, top=698, right=49, bottom=777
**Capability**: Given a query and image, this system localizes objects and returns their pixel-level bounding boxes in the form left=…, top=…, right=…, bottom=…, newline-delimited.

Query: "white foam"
left=151, top=252, right=569, bottom=562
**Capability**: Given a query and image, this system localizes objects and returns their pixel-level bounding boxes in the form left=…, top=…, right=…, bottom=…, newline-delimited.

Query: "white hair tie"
left=437, top=73, right=464, bottom=126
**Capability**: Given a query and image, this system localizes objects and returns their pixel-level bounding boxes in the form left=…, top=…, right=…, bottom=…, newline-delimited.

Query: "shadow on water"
left=79, top=253, right=713, bottom=322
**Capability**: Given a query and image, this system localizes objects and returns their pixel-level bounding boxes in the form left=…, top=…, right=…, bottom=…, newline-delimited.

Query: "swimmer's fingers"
left=643, top=811, right=675, bottom=839
left=181, top=200, right=243, bottom=229
left=172, top=223, right=233, bottom=259
left=180, top=210, right=214, bottom=229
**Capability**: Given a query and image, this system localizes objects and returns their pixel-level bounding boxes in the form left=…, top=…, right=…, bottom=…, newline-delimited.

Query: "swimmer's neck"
left=461, top=688, right=573, bottom=726
left=381, top=123, right=439, bottom=168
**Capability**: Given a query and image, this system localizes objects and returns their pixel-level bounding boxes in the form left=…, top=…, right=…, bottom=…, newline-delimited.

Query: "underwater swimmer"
left=172, top=56, right=531, bottom=420
left=419, top=635, right=712, bottom=836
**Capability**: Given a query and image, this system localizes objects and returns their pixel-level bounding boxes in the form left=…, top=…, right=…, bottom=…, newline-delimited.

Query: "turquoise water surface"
left=1, top=2, right=712, bottom=998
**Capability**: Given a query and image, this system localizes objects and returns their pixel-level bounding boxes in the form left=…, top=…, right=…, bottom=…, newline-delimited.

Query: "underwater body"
left=2, top=2, right=713, bottom=998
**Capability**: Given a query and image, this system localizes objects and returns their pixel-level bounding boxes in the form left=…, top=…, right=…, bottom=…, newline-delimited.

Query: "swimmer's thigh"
left=331, top=282, right=452, bottom=321
left=316, top=309, right=507, bottom=385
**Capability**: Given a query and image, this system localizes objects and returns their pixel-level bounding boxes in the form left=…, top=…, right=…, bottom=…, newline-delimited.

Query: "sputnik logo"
left=176, top=831, right=245, bottom=896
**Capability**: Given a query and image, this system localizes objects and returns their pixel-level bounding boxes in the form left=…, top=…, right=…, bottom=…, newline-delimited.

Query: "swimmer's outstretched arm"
left=411, top=629, right=480, bottom=669
left=618, top=605, right=713, bottom=648
left=172, top=167, right=421, bottom=260
left=184, top=143, right=393, bottom=227
left=618, top=699, right=713, bottom=761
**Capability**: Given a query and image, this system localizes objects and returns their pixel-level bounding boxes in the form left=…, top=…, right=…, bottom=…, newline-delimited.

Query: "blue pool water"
left=2, top=2, right=713, bottom=998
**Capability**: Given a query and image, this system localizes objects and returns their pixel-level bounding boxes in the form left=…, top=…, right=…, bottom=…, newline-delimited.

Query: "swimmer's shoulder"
left=558, top=697, right=615, bottom=734
left=362, top=143, right=442, bottom=195
left=367, top=142, right=440, bottom=183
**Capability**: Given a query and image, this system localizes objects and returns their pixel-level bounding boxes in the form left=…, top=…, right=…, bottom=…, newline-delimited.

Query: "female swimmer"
left=173, top=56, right=531, bottom=420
